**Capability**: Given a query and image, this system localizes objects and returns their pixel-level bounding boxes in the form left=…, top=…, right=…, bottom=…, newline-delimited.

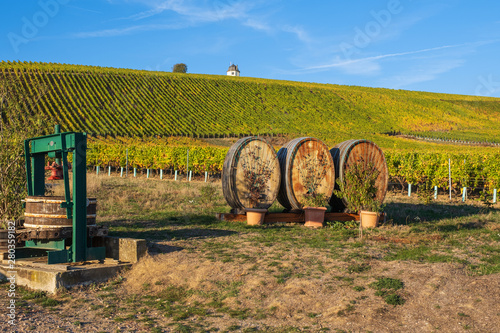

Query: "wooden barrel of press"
left=329, top=139, right=388, bottom=212
left=24, top=196, right=97, bottom=228
left=222, top=137, right=281, bottom=211
left=0, top=230, right=8, bottom=253
left=277, top=137, right=335, bottom=211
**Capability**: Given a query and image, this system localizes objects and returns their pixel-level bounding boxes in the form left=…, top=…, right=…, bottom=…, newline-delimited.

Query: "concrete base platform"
left=0, top=258, right=131, bottom=294
left=0, top=237, right=147, bottom=294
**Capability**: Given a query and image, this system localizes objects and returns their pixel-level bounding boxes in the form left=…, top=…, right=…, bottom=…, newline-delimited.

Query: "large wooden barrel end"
left=329, top=139, right=388, bottom=212
left=222, top=137, right=281, bottom=210
left=277, top=137, right=335, bottom=211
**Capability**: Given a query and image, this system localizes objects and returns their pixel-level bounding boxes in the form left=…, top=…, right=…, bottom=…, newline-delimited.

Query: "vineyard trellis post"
left=462, top=159, right=467, bottom=202
left=448, top=158, right=452, bottom=201
left=408, top=184, right=412, bottom=197
left=494, top=189, right=497, bottom=203
left=126, top=148, right=128, bottom=178
left=434, top=186, right=438, bottom=200
left=186, top=148, right=189, bottom=181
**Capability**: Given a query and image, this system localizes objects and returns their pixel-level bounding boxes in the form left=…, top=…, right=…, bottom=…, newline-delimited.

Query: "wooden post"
left=449, top=158, right=452, bottom=201
left=186, top=149, right=190, bottom=180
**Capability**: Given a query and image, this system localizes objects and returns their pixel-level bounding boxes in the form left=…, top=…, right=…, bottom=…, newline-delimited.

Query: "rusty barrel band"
left=24, top=213, right=97, bottom=218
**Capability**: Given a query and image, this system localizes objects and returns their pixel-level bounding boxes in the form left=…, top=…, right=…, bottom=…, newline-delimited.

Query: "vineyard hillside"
left=1, top=61, right=500, bottom=146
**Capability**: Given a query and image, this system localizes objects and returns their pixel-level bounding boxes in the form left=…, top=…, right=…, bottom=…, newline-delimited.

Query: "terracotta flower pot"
left=303, top=207, right=327, bottom=228
left=360, top=210, right=379, bottom=228
left=245, top=208, right=267, bottom=225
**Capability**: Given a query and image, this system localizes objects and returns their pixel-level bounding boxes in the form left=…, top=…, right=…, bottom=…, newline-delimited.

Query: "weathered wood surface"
left=330, top=139, right=388, bottom=212
left=277, top=137, right=335, bottom=211
left=215, top=212, right=359, bottom=223
left=222, top=137, right=280, bottom=211
left=24, top=196, right=97, bottom=228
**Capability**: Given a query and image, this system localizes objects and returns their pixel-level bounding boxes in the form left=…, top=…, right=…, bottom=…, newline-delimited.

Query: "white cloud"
left=74, top=0, right=319, bottom=50
left=375, top=39, right=500, bottom=88
left=380, top=58, right=465, bottom=89
left=280, top=25, right=311, bottom=43
left=75, top=0, right=270, bottom=39
left=73, top=22, right=185, bottom=38
left=243, top=19, right=272, bottom=32
left=293, top=39, right=500, bottom=75
left=340, top=59, right=381, bottom=76
left=304, top=42, right=475, bottom=72
left=121, top=0, right=252, bottom=23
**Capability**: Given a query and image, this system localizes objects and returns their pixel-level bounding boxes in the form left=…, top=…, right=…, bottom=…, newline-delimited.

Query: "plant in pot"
left=333, top=159, right=383, bottom=230
left=302, top=192, right=329, bottom=227
left=242, top=148, right=274, bottom=225
left=298, top=151, right=331, bottom=227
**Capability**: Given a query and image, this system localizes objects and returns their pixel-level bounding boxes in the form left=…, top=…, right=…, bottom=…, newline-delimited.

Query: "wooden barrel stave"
left=222, top=137, right=280, bottom=211
left=0, top=230, right=8, bottom=253
left=330, top=139, right=388, bottom=212
left=24, top=196, right=97, bottom=228
left=277, top=137, right=335, bottom=211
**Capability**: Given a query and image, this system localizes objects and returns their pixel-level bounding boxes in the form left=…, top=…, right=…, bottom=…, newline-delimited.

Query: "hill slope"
left=1, top=61, right=500, bottom=145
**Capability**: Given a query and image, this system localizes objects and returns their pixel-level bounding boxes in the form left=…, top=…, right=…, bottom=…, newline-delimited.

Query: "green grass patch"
left=347, top=263, right=371, bottom=274
left=160, top=285, right=191, bottom=303
left=384, top=293, right=406, bottom=306
left=370, top=277, right=405, bottom=306
left=20, top=289, right=60, bottom=307
left=370, top=277, right=404, bottom=291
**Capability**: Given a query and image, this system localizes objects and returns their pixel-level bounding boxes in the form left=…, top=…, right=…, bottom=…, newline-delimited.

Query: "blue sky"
left=2, top=0, right=500, bottom=97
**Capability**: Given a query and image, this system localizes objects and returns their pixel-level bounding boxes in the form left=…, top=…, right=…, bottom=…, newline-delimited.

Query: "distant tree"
left=172, top=63, right=187, bottom=73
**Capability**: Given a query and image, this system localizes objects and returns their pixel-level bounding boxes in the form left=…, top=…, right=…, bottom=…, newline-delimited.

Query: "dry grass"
left=11, top=173, right=500, bottom=332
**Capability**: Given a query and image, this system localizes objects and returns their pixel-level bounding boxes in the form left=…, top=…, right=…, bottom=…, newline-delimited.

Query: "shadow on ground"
left=105, top=215, right=238, bottom=241
left=384, top=201, right=498, bottom=225
left=148, top=243, right=184, bottom=255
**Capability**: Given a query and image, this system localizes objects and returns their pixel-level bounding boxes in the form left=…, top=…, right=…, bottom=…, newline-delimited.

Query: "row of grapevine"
left=83, top=138, right=500, bottom=191
left=385, top=152, right=500, bottom=191
left=2, top=61, right=500, bottom=147
left=87, top=138, right=228, bottom=174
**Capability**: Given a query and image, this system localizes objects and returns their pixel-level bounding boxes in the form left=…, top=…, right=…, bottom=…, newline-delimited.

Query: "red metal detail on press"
left=45, top=162, right=64, bottom=180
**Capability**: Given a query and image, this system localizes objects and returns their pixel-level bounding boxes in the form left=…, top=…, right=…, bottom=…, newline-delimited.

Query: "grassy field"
left=2, top=174, right=500, bottom=332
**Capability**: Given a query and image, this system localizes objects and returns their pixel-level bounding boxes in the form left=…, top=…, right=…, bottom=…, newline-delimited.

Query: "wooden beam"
left=215, top=212, right=359, bottom=223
